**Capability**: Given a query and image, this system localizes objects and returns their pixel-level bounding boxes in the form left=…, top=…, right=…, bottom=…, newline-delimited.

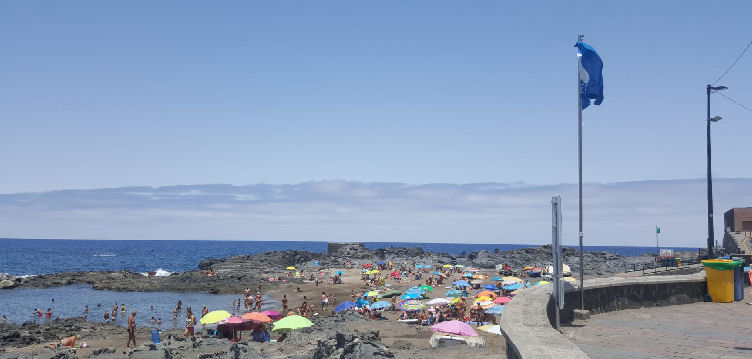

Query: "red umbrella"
left=494, top=296, right=511, bottom=304
left=226, top=316, right=243, bottom=324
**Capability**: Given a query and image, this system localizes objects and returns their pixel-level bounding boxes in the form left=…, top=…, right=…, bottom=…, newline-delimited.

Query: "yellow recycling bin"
left=701, top=259, right=739, bottom=303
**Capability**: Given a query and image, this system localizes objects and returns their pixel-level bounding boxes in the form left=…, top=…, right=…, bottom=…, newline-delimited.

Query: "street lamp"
left=706, top=84, right=726, bottom=258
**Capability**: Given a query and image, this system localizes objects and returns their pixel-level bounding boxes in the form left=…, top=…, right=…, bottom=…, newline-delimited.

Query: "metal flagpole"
left=577, top=34, right=585, bottom=311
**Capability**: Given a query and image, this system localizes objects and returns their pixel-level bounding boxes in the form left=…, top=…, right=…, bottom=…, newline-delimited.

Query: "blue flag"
left=575, top=41, right=604, bottom=110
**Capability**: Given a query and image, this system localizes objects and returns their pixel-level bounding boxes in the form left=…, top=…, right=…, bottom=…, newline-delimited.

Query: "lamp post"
left=706, top=84, right=726, bottom=258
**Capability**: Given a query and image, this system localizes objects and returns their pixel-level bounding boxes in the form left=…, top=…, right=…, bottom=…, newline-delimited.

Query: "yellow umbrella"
left=502, top=276, right=523, bottom=283
left=371, top=270, right=380, bottom=274
left=442, top=264, right=453, bottom=268
left=286, top=266, right=296, bottom=270
left=200, top=310, right=231, bottom=325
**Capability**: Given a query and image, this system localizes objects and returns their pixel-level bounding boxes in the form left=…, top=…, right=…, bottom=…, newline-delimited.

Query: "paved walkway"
left=561, top=299, right=752, bottom=358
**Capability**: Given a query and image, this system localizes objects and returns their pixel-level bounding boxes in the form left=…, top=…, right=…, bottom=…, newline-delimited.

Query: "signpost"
left=552, top=195, right=564, bottom=330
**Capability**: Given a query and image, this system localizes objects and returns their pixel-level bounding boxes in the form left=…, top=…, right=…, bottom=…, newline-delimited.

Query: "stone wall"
left=500, top=272, right=707, bottom=359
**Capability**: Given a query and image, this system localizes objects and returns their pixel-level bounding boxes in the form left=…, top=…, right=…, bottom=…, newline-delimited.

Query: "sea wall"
left=499, top=272, right=707, bottom=359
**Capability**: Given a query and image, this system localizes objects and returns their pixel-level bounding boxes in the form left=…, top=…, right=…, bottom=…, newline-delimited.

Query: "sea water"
left=0, top=284, right=279, bottom=329
left=0, top=238, right=699, bottom=276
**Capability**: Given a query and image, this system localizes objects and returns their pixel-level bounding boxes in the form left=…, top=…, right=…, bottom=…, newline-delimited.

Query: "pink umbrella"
left=494, top=296, right=511, bottom=304
left=430, top=320, right=478, bottom=337
left=226, top=316, right=243, bottom=324
left=261, top=310, right=283, bottom=319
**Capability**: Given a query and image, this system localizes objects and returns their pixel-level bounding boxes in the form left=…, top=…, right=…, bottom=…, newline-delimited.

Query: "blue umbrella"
left=453, top=280, right=470, bottom=287
left=335, top=270, right=345, bottom=275
left=433, top=271, right=441, bottom=275
left=335, top=301, right=357, bottom=313
left=370, top=301, right=392, bottom=309
left=416, top=264, right=424, bottom=268
left=445, top=289, right=462, bottom=297
left=425, top=265, right=431, bottom=268
left=356, top=298, right=371, bottom=308
left=502, top=283, right=523, bottom=291
left=401, top=293, right=422, bottom=300
left=485, top=305, right=505, bottom=315
left=464, top=273, right=473, bottom=277
left=492, top=276, right=503, bottom=281
left=377, top=261, right=386, bottom=265
left=482, top=284, right=498, bottom=290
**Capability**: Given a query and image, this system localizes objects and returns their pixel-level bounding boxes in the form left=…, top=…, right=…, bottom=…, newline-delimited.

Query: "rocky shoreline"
left=2, top=245, right=679, bottom=293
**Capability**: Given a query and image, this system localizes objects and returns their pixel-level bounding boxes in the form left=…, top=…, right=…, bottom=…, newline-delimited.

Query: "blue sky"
left=0, top=2, right=750, bottom=245
left=1, top=1, right=750, bottom=192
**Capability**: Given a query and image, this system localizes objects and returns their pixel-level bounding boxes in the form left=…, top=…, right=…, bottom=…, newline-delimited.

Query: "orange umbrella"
left=241, top=312, right=272, bottom=323
left=475, top=290, right=497, bottom=299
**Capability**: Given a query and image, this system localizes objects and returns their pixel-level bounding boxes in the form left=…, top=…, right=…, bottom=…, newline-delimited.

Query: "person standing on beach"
left=202, top=305, right=208, bottom=318
left=321, top=292, right=328, bottom=311
left=104, top=311, right=109, bottom=323
left=184, top=307, right=195, bottom=338
left=255, top=292, right=263, bottom=311
left=126, top=310, right=137, bottom=349
left=282, top=295, right=288, bottom=313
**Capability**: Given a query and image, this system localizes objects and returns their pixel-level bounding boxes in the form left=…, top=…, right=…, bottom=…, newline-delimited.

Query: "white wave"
left=140, top=268, right=172, bottom=277
left=93, top=253, right=116, bottom=257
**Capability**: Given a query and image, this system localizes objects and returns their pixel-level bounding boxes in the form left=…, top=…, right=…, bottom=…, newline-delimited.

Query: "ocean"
left=0, top=238, right=700, bottom=276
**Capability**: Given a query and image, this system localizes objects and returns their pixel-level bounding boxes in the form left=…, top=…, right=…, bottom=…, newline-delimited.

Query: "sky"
left=0, top=1, right=750, bottom=245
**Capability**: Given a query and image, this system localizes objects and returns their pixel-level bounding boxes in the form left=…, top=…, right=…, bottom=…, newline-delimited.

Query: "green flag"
left=656, top=226, right=661, bottom=234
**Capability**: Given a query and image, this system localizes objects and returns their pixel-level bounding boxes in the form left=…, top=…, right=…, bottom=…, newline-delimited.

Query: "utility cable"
left=715, top=91, right=752, bottom=113
left=711, top=39, right=752, bottom=85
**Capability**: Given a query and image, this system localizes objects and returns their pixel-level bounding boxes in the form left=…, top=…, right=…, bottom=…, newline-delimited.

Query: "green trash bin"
left=702, top=260, right=743, bottom=303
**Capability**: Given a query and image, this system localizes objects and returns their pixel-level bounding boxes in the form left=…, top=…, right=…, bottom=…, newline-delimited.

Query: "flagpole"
left=577, top=34, right=585, bottom=311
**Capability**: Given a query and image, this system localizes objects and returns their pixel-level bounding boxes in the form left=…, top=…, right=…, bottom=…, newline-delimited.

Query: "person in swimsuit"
left=184, top=307, right=195, bottom=338
left=121, top=304, right=126, bottom=315
left=126, top=310, right=137, bottom=348
left=282, top=295, right=288, bottom=313
left=201, top=305, right=208, bottom=318
left=104, top=311, right=109, bottom=323
left=256, top=293, right=263, bottom=311
left=45, top=308, right=52, bottom=319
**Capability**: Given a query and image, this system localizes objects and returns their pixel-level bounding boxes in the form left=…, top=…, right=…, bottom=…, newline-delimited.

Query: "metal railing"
left=624, top=257, right=702, bottom=275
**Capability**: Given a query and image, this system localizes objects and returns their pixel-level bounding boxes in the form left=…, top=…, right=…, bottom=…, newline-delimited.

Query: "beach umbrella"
left=468, top=268, right=480, bottom=272
left=200, top=310, right=231, bottom=325
left=452, top=280, right=470, bottom=287
left=401, top=293, right=422, bottom=300
left=426, top=298, right=451, bottom=306
left=335, top=270, right=344, bottom=275
left=503, top=283, right=523, bottom=291
left=430, top=320, right=477, bottom=337
left=362, top=263, right=372, bottom=268
left=425, top=264, right=431, bottom=268
left=485, top=305, right=505, bottom=315
left=470, top=279, right=483, bottom=285
left=473, top=274, right=488, bottom=279
left=241, top=312, right=272, bottom=323
left=509, top=289, right=521, bottom=297
left=272, top=315, right=314, bottom=332
left=371, top=270, right=380, bottom=274
left=380, top=290, right=402, bottom=298
left=445, top=289, right=462, bottom=297
left=502, top=276, right=522, bottom=283
left=335, top=301, right=357, bottom=313
left=494, top=296, right=512, bottom=304
left=482, top=284, right=498, bottom=290
left=450, top=297, right=462, bottom=304
left=261, top=311, right=283, bottom=320
left=370, top=301, right=392, bottom=310
left=475, top=290, right=497, bottom=299
left=356, top=298, right=371, bottom=308
left=400, top=300, right=425, bottom=311
left=286, top=266, right=296, bottom=270
left=535, top=280, right=550, bottom=286
left=442, top=264, right=453, bottom=268
left=463, top=273, right=473, bottom=278
left=377, top=261, right=386, bottom=265
left=473, top=297, right=493, bottom=305
left=478, top=324, right=502, bottom=335
left=455, top=264, right=465, bottom=268
left=405, top=287, right=425, bottom=294
left=364, top=290, right=380, bottom=297
left=419, top=285, right=433, bottom=292
left=223, top=316, right=244, bottom=324
left=416, top=264, right=424, bottom=268
left=492, top=276, right=503, bottom=281
left=433, top=271, right=441, bottom=275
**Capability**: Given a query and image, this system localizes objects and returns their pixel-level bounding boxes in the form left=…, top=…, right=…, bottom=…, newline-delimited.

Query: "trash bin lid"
left=701, top=259, right=744, bottom=270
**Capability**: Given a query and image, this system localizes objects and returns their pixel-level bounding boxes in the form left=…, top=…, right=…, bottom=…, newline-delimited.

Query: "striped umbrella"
left=400, top=300, right=425, bottom=311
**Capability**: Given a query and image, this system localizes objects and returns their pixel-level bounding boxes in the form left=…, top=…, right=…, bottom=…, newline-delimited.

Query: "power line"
left=715, top=91, right=752, bottom=113
left=711, top=39, right=752, bottom=85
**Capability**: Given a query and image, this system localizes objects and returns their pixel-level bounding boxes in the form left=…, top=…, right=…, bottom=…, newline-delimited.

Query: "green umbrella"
left=200, top=310, right=231, bottom=325
left=272, top=315, right=314, bottom=332
left=380, top=290, right=402, bottom=298
left=419, top=285, right=433, bottom=292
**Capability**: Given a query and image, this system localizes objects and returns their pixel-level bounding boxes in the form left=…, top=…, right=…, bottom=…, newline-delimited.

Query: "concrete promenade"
left=561, top=299, right=752, bottom=358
